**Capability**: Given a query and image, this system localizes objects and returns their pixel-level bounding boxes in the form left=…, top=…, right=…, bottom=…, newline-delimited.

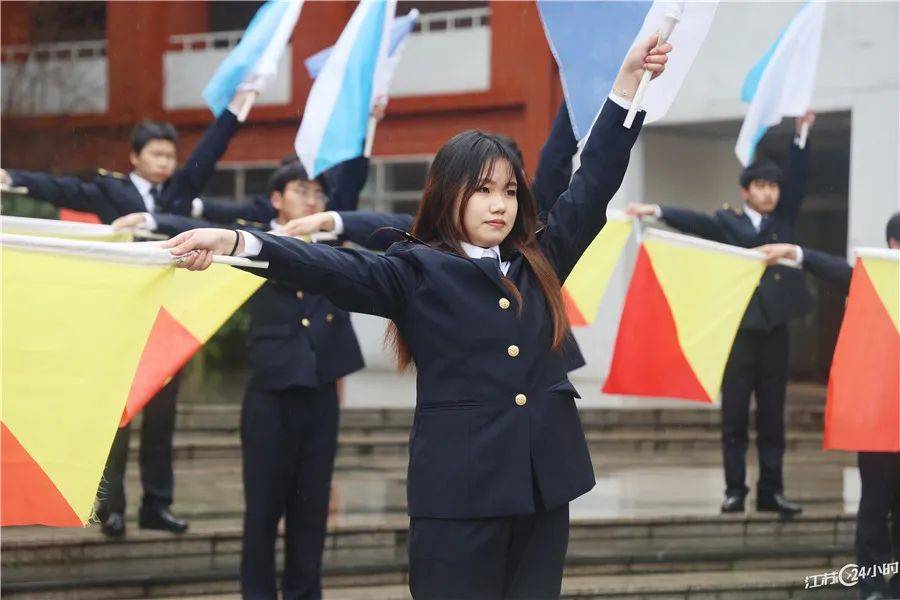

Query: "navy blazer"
left=198, top=156, right=370, bottom=226
left=335, top=101, right=587, bottom=373
left=532, top=100, right=579, bottom=221
left=660, top=142, right=813, bottom=331
left=802, top=247, right=852, bottom=296
left=9, top=111, right=240, bottom=223
left=238, top=100, right=643, bottom=518
left=154, top=213, right=364, bottom=391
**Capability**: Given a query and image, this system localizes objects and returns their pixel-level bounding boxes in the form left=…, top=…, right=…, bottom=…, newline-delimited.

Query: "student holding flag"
left=162, top=36, right=671, bottom=599
left=0, top=88, right=255, bottom=539
left=133, top=160, right=366, bottom=599
left=626, top=111, right=816, bottom=517
left=757, top=214, right=900, bottom=600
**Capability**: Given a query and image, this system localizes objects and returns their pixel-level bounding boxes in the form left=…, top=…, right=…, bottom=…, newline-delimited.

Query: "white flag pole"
left=624, top=4, right=683, bottom=129
left=237, top=90, right=259, bottom=123
left=643, top=227, right=801, bottom=269
left=798, top=120, right=810, bottom=149
left=363, top=116, right=378, bottom=158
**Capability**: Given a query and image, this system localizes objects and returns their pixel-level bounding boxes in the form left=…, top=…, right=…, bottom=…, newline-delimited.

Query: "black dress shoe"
left=720, top=494, right=745, bottom=513
left=101, top=512, right=126, bottom=538
left=138, top=507, right=189, bottom=534
left=756, top=493, right=803, bottom=516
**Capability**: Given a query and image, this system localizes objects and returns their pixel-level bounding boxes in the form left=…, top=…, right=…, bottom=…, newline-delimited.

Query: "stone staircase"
left=2, top=383, right=863, bottom=599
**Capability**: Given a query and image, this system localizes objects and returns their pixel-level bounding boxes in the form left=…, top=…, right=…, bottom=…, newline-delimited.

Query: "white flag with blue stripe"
left=735, top=2, right=825, bottom=166
left=295, top=0, right=396, bottom=178
left=538, top=1, right=717, bottom=140
left=202, top=0, right=303, bottom=116
left=305, top=8, right=418, bottom=103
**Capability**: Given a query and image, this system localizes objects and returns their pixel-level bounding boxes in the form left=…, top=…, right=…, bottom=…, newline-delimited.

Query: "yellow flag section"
left=604, top=229, right=765, bottom=403
left=563, top=216, right=633, bottom=325
left=825, top=250, right=899, bottom=451
left=2, top=244, right=172, bottom=526
left=121, top=264, right=264, bottom=425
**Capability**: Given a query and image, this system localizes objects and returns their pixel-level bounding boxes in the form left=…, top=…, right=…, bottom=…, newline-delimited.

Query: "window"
left=208, top=1, right=264, bottom=33
left=204, top=163, right=278, bottom=203
left=359, top=157, right=432, bottom=215
left=207, top=157, right=432, bottom=215
left=29, top=2, right=106, bottom=43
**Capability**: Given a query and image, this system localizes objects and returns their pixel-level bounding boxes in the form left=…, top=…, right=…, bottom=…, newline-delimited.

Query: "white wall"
left=163, top=49, right=292, bottom=111
left=389, top=27, right=491, bottom=97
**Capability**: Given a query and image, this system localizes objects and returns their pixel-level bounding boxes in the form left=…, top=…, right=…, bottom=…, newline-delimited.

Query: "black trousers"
left=856, top=452, right=900, bottom=599
left=98, top=373, right=181, bottom=515
left=408, top=501, right=569, bottom=600
left=240, top=381, right=339, bottom=600
left=720, top=326, right=789, bottom=498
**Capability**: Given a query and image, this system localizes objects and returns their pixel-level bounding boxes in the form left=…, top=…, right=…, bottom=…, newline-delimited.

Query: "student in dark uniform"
left=162, top=36, right=671, bottom=600
left=276, top=102, right=586, bottom=372
left=0, top=92, right=250, bottom=222
left=758, top=213, right=900, bottom=600
left=145, top=163, right=367, bottom=600
left=626, top=111, right=817, bottom=516
left=0, top=92, right=250, bottom=538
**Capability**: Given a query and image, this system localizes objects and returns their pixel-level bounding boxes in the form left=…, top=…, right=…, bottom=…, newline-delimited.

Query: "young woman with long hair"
left=164, top=34, right=671, bottom=599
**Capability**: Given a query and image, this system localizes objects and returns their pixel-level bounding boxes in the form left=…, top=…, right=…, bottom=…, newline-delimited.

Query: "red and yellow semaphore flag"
left=563, top=213, right=633, bottom=326
left=1, top=216, right=264, bottom=426
left=1, top=236, right=175, bottom=526
left=603, top=229, right=767, bottom=403
left=121, top=265, right=263, bottom=425
left=824, top=249, right=900, bottom=451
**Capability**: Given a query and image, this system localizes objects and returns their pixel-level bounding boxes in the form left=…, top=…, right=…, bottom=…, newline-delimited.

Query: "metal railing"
left=165, top=6, right=491, bottom=53
left=1, top=40, right=107, bottom=63
left=414, top=7, right=490, bottom=33
left=168, top=30, right=244, bottom=53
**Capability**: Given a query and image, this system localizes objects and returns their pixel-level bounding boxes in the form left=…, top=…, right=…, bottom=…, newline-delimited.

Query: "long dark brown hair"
left=386, top=130, right=569, bottom=370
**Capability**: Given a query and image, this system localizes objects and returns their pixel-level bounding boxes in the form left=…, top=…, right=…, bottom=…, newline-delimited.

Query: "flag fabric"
left=294, top=0, right=396, bottom=177
left=824, top=249, right=899, bottom=452
left=58, top=209, right=102, bottom=224
left=121, top=265, right=264, bottom=426
left=603, top=229, right=766, bottom=403
left=563, top=214, right=633, bottom=326
left=1, top=236, right=174, bottom=526
left=624, top=1, right=718, bottom=123
left=735, top=1, right=825, bottom=166
left=202, top=0, right=304, bottom=116
left=305, top=8, right=419, bottom=102
left=538, top=1, right=717, bottom=139
left=1, top=215, right=133, bottom=242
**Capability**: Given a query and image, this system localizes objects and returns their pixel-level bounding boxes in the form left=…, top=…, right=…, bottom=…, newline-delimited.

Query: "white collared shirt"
left=460, top=241, right=510, bottom=276
left=743, top=203, right=764, bottom=232
left=129, top=172, right=158, bottom=213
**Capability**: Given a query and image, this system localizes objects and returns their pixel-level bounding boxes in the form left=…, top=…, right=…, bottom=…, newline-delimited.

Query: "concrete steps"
left=130, top=429, right=830, bottom=464
left=2, top=512, right=855, bottom=599
left=174, top=399, right=826, bottom=436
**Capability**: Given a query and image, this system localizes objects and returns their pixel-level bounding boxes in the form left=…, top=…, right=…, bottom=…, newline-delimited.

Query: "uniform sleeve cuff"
left=330, top=211, right=344, bottom=235
left=653, top=205, right=663, bottom=219
left=191, top=198, right=204, bottom=219
left=237, top=230, right=263, bottom=257
left=142, top=212, right=157, bottom=231
left=794, top=245, right=804, bottom=265
left=608, top=93, right=632, bottom=110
